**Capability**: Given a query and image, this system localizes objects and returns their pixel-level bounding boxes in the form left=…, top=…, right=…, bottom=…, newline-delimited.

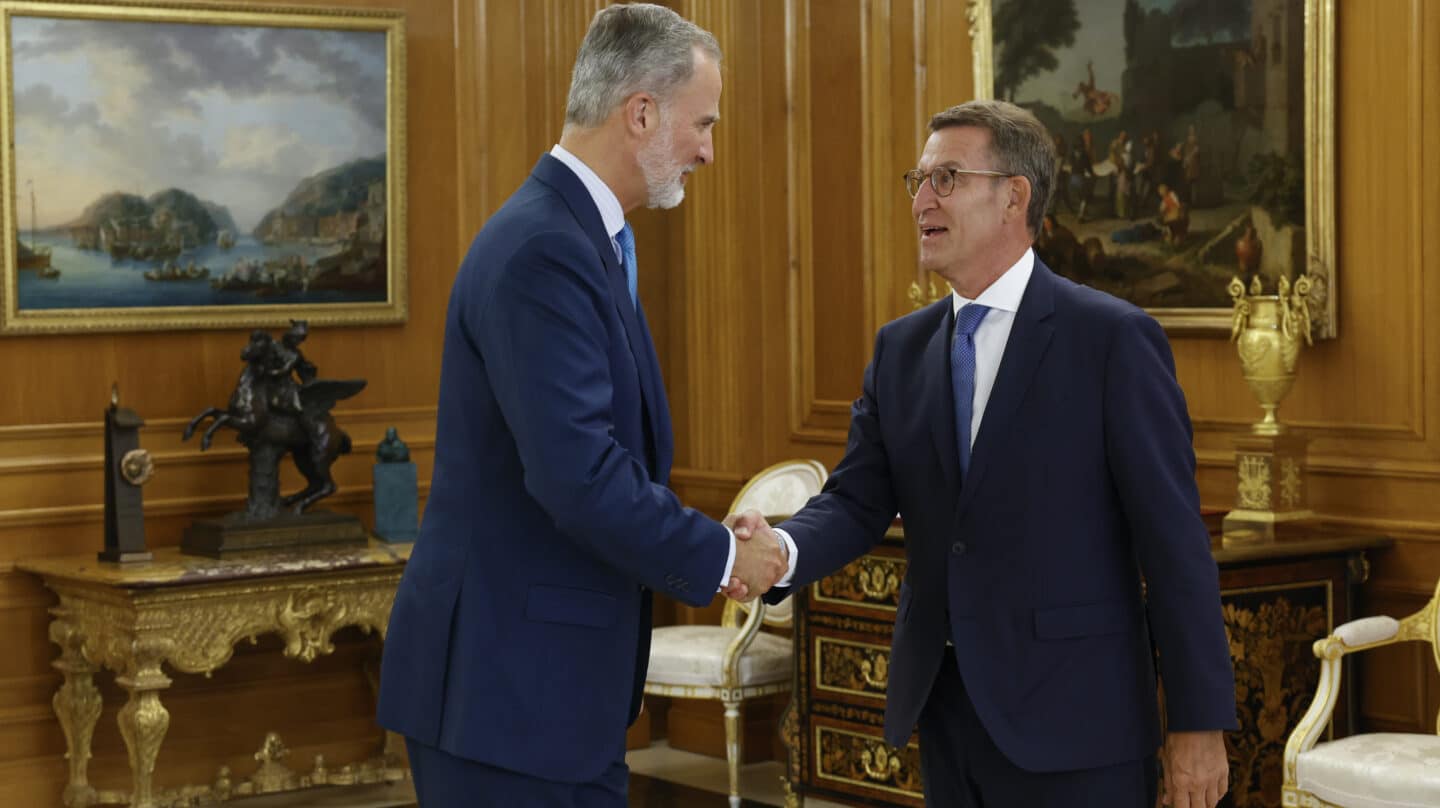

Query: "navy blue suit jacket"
left=378, top=154, right=729, bottom=783
left=768, top=260, right=1237, bottom=772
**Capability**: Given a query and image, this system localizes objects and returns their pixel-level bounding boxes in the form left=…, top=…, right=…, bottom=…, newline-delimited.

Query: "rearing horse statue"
left=184, top=329, right=366, bottom=520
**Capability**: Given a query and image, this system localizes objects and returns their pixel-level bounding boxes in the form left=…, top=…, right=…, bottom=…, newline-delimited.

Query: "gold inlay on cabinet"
left=1220, top=578, right=1334, bottom=802
left=813, top=553, right=906, bottom=610
left=814, top=724, right=923, bottom=798
left=815, top=636, right=890, bottom=699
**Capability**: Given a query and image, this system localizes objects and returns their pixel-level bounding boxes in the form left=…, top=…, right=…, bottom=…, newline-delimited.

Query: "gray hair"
left=565, top=3, right=722, bottom=128
left=929, top=100, right=1056, bottom=236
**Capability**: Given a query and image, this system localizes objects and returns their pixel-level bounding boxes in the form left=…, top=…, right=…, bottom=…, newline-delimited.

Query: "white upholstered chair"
left=644, top=459, right=827, bottom=808
left=1283, top=577, right=1440, bottom=807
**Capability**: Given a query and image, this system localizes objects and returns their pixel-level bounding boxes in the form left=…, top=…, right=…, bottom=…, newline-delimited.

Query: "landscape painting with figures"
left=2, top=5, right=406, bottom=332
left=987, top=0, right=1309, bottom=316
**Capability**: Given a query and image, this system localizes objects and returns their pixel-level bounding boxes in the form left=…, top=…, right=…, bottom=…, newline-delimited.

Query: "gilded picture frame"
left=0, top=0, right=407, bottom=334
left=969, top=0, right=1335, bottom=337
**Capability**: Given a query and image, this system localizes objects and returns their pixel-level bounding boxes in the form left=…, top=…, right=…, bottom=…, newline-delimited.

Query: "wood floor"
left=229, top=741, right=850, bottom=807
left=628, top=773, right=782, bottom=807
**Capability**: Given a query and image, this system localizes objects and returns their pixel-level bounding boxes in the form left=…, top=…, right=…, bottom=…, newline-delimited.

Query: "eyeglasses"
left=903, top=167, right=1014, bottom=199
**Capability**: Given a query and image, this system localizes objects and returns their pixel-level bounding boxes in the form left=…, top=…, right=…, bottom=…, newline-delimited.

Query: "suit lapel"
left=633, top=302, right=673, bottom=482
left=954, top=262, right=1057, bottom=519
left=532, top=154, right=666, bottom=476
left=922, top=303, right=961, bottom=497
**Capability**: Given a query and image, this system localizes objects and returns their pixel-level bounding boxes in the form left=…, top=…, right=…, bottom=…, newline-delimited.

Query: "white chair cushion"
left=1297, top=733, right=1440, bottom=808
left=1335, top=615, right=1400, bottom=648
left=646, top=626, right=792, bottom=688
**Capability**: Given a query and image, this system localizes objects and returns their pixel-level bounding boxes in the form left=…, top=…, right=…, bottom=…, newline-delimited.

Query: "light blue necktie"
left=616, top=222, right=638, bottom=307
left=951, top=304, right=990, bottom=480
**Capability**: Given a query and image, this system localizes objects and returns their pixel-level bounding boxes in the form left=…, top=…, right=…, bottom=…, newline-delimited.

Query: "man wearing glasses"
left=731, top=100, right=1236, bottom=807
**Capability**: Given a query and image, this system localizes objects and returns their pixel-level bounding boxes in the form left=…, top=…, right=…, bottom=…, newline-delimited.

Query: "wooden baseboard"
left=626, top=708, right=652, bottom=750
left=663, top=694, right=787, bottom=763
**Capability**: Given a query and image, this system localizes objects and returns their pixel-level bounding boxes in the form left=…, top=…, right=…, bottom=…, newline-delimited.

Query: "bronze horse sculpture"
left=185, top=329, right=365, bottom=520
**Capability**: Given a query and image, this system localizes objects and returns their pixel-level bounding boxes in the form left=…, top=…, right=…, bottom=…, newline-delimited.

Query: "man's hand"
left=721, top=509, right=787, bottom=602
left=1160, top=730, right=1228, bottom=808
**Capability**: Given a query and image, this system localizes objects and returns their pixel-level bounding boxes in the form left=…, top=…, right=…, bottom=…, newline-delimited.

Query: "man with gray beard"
left=377, top=5, right=791, bottom=805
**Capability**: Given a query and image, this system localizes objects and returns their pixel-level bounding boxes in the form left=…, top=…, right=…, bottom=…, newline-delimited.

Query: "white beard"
left=639, top=123, right=687, bottom=210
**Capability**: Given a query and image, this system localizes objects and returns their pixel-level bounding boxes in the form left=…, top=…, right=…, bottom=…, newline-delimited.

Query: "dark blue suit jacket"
left=378, top=154, right=729, bottom=783
left=768, top=260, right=1237, bottom=772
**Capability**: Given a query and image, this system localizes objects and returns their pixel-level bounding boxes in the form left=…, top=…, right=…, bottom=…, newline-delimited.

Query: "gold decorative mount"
left=21, top=544, right=409, bottom=808
left=814, top=725, right=923, bottom=798
left=907, top=279, right=950, bottom=310
left=1224, top=275, right=1316, bottom=546
left=1228, top=274, right=1314, bottom=436
left=815, top=554, right=906, bottom=610
left=85, top=732, right=406, bottom=808
left=120, top=449, right=155, bottom=486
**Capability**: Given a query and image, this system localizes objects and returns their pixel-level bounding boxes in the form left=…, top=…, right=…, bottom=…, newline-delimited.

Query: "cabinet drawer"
left=812, top=552, right=907, bottom=615
left=815, top=635, right=890, bottom=704
left=812, top=718, right=924, bottom=806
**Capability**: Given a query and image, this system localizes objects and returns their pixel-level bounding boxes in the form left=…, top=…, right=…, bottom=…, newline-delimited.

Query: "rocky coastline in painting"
left=20, top=157, right=387, bottom=310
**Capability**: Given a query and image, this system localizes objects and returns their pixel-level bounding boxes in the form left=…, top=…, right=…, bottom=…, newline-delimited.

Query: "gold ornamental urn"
left=1222, top=275, right=1316, bottom=546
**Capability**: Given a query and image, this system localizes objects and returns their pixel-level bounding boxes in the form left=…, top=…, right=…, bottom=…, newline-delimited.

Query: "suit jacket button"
left=951, top=541, right=967, bottom=556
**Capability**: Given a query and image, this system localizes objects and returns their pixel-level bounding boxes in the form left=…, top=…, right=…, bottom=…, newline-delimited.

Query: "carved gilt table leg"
left=49, top=613, right=101, bottom=808
left=115, top=640, right=173, bottom=808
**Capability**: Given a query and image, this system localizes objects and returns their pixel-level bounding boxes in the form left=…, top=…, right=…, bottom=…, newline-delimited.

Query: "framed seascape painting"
left=970, top=0, right=1335, bottom=336
left=0, top=1, right=406, bottom=334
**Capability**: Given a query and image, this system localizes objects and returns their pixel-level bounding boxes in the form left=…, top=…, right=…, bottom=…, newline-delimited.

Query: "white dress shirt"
left=952, top=247, right=1035, bottom=443
left=770, top=249, right=1035, bottom=590
left=549, top=144, right=625, bottom=260
left=548, top=144, right=770, bottom=590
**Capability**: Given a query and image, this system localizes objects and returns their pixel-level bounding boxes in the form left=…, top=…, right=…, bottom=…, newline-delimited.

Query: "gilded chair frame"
left=1281, top=578, right=1440, bottom=807
left=643, top=458, right=826, bottom=808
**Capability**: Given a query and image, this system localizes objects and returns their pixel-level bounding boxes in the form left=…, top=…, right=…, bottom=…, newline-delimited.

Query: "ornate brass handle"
left=860, top=742, right=901, bottom=783
left=859, top=650, right=889, bottom=690
left=120, top=449, right=155, bottom=486
left=858, top=564, right=898, bottom=602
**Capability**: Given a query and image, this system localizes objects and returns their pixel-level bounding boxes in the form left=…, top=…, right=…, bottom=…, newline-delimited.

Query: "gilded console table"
left=17, top=540, right=412, bottom=808
left=781, top=525, right=1392, bottom=808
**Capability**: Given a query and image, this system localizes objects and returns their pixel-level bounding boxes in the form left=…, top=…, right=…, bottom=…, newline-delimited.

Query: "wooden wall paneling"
left=921, top=0, right=975, bottom=135
left=1182, top=0, right=1430, bottom=469
left=880, top=0, right=919, bottom=325
left=780, top=0, right=819, bottom=446
left=0, top=0, right=458, bottom=802
left=665, top=693, right=789, bottom=762
left=479, top=0, right=526, bottom=231
left=858, top=0, right=889, bottom=341
left=1358, top=586, right=1435, bottom=734
left=1187, top=0, right=1432, bottom=461
left=755, top=0, right=803, bottom=470
left=0, top=406, right=435, bottom=567
left=668, top=0, right=743, bottom=477
left=453, top=0, right=490, bottom=253
left=862, top=0, right=924, bottom=339
left=3, top=0, right=1438, bottom=799
left=788, top=0, right=863, bottom=444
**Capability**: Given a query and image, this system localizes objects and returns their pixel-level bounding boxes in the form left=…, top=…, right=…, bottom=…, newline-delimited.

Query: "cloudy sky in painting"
left=11, top=16, right=386, bottom=230
left=1007, top=0, right=1250, bottom=121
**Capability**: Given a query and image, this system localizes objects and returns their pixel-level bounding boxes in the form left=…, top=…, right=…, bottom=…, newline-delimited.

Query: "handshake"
left=720, top=509, right=789, bottom=603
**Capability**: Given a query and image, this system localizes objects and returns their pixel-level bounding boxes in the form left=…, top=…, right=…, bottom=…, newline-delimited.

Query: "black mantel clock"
left=100, top=384, right=154, bottom=563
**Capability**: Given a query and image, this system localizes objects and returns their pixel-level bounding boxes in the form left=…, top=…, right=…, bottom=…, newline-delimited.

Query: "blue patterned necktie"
left=951, top=303, right=990, bottom=480
left=616, top=222, right=638, bottom=307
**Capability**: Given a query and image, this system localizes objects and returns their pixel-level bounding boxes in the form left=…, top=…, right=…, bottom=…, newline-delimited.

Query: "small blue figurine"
left=373, top=427, right=417, bottom=542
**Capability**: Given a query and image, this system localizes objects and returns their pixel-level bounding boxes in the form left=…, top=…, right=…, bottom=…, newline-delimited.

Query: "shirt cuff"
left=717, top=526, right=738, bottom=591
left=775, top=528, right=799, bottom=587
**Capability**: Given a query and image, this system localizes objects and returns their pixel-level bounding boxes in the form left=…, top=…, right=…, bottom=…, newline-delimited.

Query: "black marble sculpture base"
left=182, top=510, right=367, bottom=558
